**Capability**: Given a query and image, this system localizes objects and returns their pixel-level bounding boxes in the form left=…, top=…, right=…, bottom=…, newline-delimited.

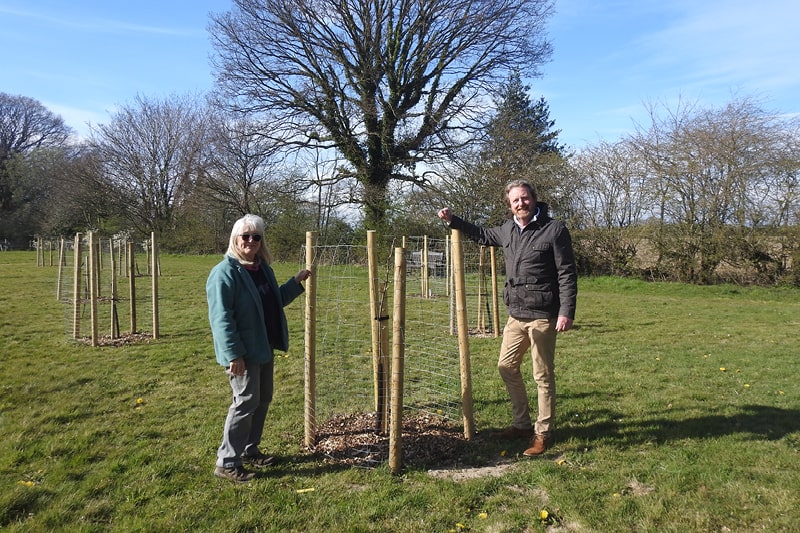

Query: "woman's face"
left=237, top=226, right=262, bottom=261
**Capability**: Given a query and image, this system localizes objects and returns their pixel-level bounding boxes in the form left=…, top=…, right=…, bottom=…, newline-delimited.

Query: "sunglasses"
left=240, top=234, right=262, bottom=242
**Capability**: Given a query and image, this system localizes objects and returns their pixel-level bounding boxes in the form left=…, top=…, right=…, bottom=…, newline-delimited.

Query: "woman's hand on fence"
left=295, top=269, right=311, bottom=283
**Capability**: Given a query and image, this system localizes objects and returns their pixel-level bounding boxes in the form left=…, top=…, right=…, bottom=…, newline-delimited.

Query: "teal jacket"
left=206, top=255, right=305, bottom=366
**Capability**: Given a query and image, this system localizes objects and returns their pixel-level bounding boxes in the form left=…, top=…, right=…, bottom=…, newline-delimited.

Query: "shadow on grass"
left=262, top=403, right=800, bottom=473
left=560, top=404, right=800, bottom=447
left=253, top=454, right=361, bottom=478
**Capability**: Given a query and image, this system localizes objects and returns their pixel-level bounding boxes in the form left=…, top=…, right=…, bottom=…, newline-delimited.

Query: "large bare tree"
left=209, top=0, right=554, bottom=229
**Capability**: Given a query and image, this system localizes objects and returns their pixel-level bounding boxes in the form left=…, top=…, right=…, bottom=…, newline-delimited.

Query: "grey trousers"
left=216, top=359, right=274, bottom=468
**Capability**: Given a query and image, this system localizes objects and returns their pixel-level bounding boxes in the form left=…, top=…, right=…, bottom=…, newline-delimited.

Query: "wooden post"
left=389, top=246, right=406, bottom=474
left=367, top=230, right=380, bottom=412
left=110, top=239, right=119, bottom=339
left=150, top=232, right=159, bottom=339
left=56, top=238, right=66, bottom=301
left=377, top=282, right=390, bottom=434
left=88, top=232, right=99, bottom=347
left=478, top=246, right=486, bottom=331
left=303, top=231, right=318, bottom=449
left=72, top=233, right=82, bottom=339
left=452, top=230, right=475, bottom=440
left=128, top=242, right=137, bottom=333
left=490, top=246, right=500, bottom=337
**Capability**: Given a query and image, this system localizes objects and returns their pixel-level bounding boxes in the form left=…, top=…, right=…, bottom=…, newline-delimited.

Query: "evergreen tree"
left=479, top=72, right=567, bottom=224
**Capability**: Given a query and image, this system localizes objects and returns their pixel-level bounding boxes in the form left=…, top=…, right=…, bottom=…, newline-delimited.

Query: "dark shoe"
left=523, top=434, right=554, bottom=456
left=214, top=465, right=255, bottom=483
left=494, top=426, right=535, bottom=440
left=242, top=452, right=276, bottom=467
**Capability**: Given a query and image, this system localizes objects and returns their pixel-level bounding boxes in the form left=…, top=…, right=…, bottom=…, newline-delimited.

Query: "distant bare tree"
left=570, top=96, right=800, bottom=283
left=203, top=115, right=281, bottom=216
left=90, top=94, right=212, bottom=240
left=209, top=0, right=554, bottom=229
left=572, top=140, right=651, bottom=230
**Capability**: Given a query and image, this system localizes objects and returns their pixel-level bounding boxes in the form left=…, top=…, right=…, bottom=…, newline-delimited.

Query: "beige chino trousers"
left=498, top=316, right=558, bottom=435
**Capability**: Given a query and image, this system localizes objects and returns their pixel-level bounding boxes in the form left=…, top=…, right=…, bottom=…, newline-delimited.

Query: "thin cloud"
left=0, top=4, right=198, bottom=36
left=638, top=0, right=800, bottom=92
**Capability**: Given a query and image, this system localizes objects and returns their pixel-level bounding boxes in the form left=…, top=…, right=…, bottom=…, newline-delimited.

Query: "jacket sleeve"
left=448, top=215, right=505, bottom=247
left=553, top=224, right=578, bottom=319
left=279, top=277, right=305, bottom=307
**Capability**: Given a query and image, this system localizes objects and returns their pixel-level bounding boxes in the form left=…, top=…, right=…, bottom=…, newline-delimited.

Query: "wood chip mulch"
left=310, top=411, right=472, bottom=468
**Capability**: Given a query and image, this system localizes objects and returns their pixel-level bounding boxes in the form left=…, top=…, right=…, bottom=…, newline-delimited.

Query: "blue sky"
left=2, top=0, right=798, bottom=149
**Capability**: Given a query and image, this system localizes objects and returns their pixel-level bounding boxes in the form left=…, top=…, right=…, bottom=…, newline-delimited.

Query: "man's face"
left=508, top=186, right=535, bottom=223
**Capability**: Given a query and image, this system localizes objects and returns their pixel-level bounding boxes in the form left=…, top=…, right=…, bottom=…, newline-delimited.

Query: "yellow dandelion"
left=744, top=384, right=750, bottom=388
left=456, top=523, right=466, bottom=530
left=655, top=357, right=660, bottom=361
left=719, top=367, right=726, bottom=372
left=540, top=510, right=549, bottom=520
left=478, top=512, right=488, bottom=519
left=136, top=397, right=144, bottom=404
left=778, top=390, right=785, bottom=395
left=17, top=480, right=35, bottom=487
left=436, top=409, right=443, bottom=415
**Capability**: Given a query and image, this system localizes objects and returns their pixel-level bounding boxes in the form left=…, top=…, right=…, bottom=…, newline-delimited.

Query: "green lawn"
left=1, top=251, right=798, bottom=532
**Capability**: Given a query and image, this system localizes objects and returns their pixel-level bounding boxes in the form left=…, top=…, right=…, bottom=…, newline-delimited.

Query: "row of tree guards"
left=303, top=230, right=492, bottom=474
left=39, top=233, right=161, bottom=347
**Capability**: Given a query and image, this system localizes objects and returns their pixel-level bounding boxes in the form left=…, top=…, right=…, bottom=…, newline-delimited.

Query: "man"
left=438, top=180, right=577, bottom=456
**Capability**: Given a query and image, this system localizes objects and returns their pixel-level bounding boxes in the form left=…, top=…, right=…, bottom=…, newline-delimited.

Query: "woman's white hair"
left=226, top=214, right=272, bottom=265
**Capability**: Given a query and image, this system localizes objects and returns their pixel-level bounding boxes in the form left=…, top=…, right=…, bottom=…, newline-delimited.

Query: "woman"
left=206, top=214, right=311, bottom=482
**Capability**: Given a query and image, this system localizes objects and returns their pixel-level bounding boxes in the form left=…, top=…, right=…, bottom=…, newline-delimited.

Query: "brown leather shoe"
left=494, top=426, right=535, bottom=440
left=523, top=434, right=554, bottom=456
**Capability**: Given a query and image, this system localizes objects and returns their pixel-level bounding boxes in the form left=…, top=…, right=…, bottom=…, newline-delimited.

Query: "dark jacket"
left=449, top=203, right=577, bottom=320
left=206, top=255, right=305, bottom=366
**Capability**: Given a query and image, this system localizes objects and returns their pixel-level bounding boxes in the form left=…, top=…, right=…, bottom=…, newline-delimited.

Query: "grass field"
left=1, top=251, right=798, bottom=532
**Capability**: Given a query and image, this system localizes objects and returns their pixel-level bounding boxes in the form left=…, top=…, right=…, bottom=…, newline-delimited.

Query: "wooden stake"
left=150, top=233, right=159, bottom=339
left=128, top=242, right=136, bottom=333
left=377, top=282, right=390, bottom=434
left=304, top=231, right=318, bottom=449
left=56, top=238, right=65, bottom=301
left=72, top=233, right=82, bottom=339
left=110, top=239, right=119, bottom=339
left=452, top=230, right=475, bottom=440
left=367, top=230, right=380, bottom=413
left=88, top=232, right=98, bottom=347
left=389, top=247, right=406, bottom=474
